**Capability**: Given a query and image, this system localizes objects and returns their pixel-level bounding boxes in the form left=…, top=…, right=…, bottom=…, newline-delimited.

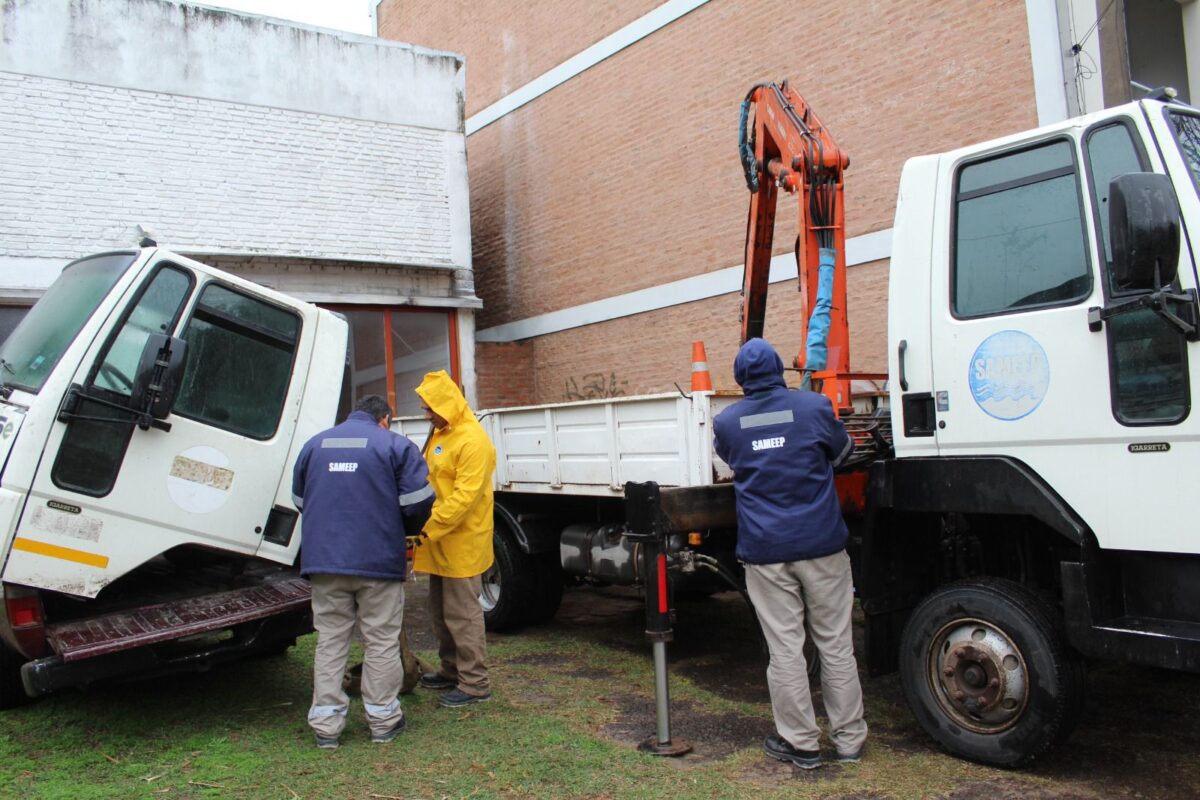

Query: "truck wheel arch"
left=859, top=457, right=1093, bottom=677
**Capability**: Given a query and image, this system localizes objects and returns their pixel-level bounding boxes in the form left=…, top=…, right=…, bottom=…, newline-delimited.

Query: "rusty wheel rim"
left=925, top=616, right=1029, bottom=734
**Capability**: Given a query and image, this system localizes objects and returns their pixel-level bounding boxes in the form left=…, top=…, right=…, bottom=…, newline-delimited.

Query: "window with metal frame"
left=173, top=283, right=300, bottom=440
left=327, top=306, right=457, bottom=420
left=952, top=140, right=1092, bottom=318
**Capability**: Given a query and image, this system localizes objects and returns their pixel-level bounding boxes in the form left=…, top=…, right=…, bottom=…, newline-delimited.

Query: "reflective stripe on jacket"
left=413, top=371, right=497, bottom=579
left=292, top=410, right=434, bottom=579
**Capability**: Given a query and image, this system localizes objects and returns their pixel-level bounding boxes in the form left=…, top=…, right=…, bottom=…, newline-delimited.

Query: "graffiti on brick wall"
left=563, top=372, right=628, bottom=401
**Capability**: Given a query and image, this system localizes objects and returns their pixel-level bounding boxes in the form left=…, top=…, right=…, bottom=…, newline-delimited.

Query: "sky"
left=197, top=0, right=374, bottom=35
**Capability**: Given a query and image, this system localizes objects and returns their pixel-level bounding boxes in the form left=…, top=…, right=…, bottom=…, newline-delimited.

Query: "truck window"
left=1083, top=123, right=1146, bottom=272
left=91, top=266, right=193, bottom=396
left=173, top=283, right=300, bottom=439
left=1168, top=111, right=1200, bottom=198
left=953, top=140, right=1091, bottom=318
left=0, top=253, right=136, bottom=393
left=1086, top=121, right=1188, bottom=425
left=51, top=264, right=193, bottom=496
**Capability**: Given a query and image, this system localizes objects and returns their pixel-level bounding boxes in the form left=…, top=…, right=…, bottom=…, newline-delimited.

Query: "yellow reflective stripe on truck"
left=12, top=537, right=109, bottom=568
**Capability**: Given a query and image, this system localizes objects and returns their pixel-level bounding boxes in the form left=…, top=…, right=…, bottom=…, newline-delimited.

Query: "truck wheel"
left=527, top=552, right=564, bottom=625
left=0, top=643, right=31, bottom=710
left=899, top=577, right=1085, bottom=767
left=480, top=531, right=535, bottom=632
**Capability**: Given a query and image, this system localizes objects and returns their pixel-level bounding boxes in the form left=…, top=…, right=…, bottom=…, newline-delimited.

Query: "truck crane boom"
left=738, top=81, right=851, bottom=410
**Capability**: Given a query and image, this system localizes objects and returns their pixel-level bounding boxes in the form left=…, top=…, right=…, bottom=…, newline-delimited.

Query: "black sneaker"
left=419, top=672, right=455, bottom=690
left=314, top=734, right=339, bottom=750
left=764, top=733, right=822, bottom=769
left=371, top=715, right=407, bottom=743
left=438, top=688, right=491, bottom=708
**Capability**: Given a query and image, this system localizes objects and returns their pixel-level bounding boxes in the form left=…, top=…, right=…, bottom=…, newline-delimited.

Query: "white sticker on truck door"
left=167, top=445, right=234, bottom=513
left=968, top=331, right=1049, bottom=421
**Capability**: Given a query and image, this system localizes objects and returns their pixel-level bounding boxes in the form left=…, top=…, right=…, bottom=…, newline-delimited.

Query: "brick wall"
left=0, top=71, right=455, bottom=266
left=380, top=0, right=1040, bottom=406
left=378, top=0, right=661, bottom=118
left=476, top=341, right=537, bottom=408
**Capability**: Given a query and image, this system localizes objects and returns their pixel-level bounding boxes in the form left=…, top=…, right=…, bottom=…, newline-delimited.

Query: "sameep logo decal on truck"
left=968, top=331, right=1049, bottom=421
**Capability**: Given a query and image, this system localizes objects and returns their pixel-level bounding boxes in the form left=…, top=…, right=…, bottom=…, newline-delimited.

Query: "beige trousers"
left=308, top=574, right=405, bottom=738
left=744, top=550, right=868, bottom=755
left=428, top=573, right=489, bottom=695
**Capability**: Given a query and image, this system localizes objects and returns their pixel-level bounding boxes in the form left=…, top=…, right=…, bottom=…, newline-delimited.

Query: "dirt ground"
left=406, top=578, right=1200, bottom=799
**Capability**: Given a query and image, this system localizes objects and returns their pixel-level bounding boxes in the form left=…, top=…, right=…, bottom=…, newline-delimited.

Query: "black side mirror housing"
left=1110, top=172, right=1181, bottom=291
left=131, top=334, right=188, bottom=420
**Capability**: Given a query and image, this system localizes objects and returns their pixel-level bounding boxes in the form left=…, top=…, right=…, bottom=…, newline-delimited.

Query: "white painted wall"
left=0, top=0, right=475, bottom=303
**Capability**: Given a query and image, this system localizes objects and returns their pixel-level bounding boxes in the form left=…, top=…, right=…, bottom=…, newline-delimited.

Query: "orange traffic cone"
left=690, top=340, right=713, bottom=391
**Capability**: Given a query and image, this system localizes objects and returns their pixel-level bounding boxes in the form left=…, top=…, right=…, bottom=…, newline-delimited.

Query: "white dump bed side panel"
left=476, top=392, right=736, bottom=497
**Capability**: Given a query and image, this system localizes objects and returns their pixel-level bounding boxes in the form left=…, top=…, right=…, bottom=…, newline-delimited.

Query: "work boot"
left=438, top=688, right=491, bottom=707
left=764, top=733, right=821, bottom=769
left=419, top=672, right=455, bottom=690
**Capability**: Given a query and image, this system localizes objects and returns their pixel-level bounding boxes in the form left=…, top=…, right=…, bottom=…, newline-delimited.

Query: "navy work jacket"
left=291, top=411, right=434, bottom=580
left=713, top=339, right=853, bottom=565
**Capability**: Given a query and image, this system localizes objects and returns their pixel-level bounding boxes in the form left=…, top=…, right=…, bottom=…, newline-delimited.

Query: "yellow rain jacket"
left=413, top=371, right=497, bottom=578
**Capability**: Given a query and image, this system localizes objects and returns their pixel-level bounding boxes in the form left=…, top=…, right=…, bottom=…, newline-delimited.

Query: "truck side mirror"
left=131, top=334, right=188, bottom=420
left=1110, top=172, right=1180, bottom=291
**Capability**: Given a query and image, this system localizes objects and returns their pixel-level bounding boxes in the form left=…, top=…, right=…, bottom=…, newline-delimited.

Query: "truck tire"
left=0, top=643, right=31, bottom=710
left=899, top=577, right=1085, bottom=768
left=480, top=530, right=536, bottom=632
left=527, top=552, right=564, bottom=625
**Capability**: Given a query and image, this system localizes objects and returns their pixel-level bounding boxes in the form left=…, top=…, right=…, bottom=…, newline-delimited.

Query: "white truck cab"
left=863, top=98, right=1200, bottom=766
left=0, top=247, right=347, bottom=704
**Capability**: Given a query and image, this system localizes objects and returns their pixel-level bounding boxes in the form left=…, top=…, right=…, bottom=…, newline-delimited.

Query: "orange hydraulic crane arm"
left=738, top=81, right=850, bottom=405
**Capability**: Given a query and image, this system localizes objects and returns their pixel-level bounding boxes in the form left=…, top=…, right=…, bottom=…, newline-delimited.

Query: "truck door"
left=4, top=256, right=311, bottom=596
left=926, top=117, right=1199, bottom=554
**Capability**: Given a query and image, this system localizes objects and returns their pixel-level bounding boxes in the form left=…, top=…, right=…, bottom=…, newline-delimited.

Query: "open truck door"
left=2, top=251, right=323, bottom=599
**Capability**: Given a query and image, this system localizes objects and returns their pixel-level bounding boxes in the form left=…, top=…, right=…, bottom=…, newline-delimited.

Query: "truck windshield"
left=0, top=253, right=137, bottom=393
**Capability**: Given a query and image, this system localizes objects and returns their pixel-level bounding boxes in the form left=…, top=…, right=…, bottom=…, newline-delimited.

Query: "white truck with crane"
left=462, top=85, right=1200, bottom=768
left=2, top=86, right=1199, bottom=770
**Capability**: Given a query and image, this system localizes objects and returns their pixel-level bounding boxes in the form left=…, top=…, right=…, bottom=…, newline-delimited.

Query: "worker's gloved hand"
left=406, top=535, right=422, bottom=549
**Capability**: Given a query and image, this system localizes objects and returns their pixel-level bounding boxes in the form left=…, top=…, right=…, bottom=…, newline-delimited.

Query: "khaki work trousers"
left=428, top=573, right=489, bottom=695
left=308, top=574, right=405, bottom=739
left=744, top=550, right=868, bottom=756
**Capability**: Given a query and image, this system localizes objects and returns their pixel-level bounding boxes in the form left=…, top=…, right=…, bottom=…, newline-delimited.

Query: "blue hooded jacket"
left=291, top=411, right=434, bottom=580
left=712, top=338, right=852, bottom=565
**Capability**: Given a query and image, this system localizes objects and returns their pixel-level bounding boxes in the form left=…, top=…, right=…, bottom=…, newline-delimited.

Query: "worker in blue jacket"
left=291, top=395, right=434, bottom=749
left=713, top=338, right=867, bottom=769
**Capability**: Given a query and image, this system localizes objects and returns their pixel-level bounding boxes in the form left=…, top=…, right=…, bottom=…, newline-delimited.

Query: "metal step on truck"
left=0, top=245, right=349, bottom=708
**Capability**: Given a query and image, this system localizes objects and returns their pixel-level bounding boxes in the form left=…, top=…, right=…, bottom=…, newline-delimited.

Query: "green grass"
left=2, top=590, right=1198, bottom=799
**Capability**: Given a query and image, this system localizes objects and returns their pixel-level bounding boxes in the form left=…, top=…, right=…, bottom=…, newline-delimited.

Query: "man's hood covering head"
left=416, top=370, right=471, bottom=425
left=734, top=338, right=787, bottom=394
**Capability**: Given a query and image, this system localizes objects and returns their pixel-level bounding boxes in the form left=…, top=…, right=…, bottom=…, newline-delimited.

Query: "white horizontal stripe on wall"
left=477, top=228, right=893, bottom=343
left=465, top=0, right=712, bottom=135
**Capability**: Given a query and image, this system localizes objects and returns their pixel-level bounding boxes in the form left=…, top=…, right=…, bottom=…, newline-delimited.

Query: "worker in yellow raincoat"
left=413, top=370, right=497, bottom=707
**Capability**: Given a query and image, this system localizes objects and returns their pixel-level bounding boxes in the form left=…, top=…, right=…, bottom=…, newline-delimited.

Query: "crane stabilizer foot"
left=638, top=735, right=693, bottom=757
